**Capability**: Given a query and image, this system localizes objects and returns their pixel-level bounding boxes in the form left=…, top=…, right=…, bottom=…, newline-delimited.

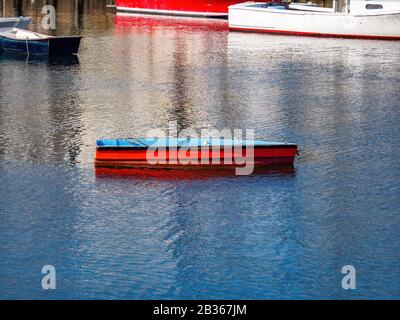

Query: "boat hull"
left=229, top=3, right=400, bottom=40
left=48, top=37, right=82, bottom=56
left=95, top=145, right=297, bottom=168
left=116, top=0, right=244, bottom=17
left=0, top=35, right=82, bottom=56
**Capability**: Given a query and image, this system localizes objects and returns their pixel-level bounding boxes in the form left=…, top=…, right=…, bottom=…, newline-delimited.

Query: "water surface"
left=0, top=1, right=400, bottom=299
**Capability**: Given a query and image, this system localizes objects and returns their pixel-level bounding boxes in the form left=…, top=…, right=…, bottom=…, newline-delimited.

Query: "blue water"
left=1, top=1, right=400, bottom=299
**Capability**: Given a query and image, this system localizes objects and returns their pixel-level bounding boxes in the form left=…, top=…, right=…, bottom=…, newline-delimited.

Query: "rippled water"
left=1, top=1, right=400, bottom=299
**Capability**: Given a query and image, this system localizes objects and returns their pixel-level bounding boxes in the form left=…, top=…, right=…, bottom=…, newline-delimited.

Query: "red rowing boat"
left=95, top=138, right=298, bottom=172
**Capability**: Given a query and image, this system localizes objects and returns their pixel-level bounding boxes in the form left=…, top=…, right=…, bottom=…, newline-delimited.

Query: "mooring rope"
left=126, top=138, right=148, bottom=147
left=12, top=16, right=23, bottom=28
left=25, top=37, right=29, bottom=57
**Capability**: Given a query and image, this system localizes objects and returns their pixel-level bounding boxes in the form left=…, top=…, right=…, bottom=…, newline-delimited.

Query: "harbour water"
left=1, top=1, right=400, bottom=299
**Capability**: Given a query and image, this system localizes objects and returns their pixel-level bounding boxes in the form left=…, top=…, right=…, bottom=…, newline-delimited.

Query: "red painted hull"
left=116, top=0, right=243, bottom=16
left=95, top=146, right=297, bottom=168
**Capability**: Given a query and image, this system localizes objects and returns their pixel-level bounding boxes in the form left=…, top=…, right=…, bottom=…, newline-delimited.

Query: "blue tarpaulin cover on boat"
left=96, top=138, right=295, bottom=148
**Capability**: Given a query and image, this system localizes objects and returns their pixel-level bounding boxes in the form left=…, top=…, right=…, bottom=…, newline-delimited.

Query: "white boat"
left=228, top=1, right=400, bottom=40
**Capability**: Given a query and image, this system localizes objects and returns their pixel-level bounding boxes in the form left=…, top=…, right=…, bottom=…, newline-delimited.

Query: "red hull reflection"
left=114, top=13, right=229, bottom=33
left=95, top=165, right=295, bottom=180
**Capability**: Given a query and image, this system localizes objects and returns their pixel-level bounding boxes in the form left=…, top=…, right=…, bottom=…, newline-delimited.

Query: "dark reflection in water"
left=1, top=0, right=400, bottom=299
left=0, top=51, right=82, bottom=164
left=0, top=54, right=80, bottom=66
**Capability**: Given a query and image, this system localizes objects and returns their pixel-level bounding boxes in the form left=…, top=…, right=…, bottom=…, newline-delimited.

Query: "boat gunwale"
left=96, top=145, right=298, bottom=150
left=0, top=29, right=83, bottom=42
left=0, top=35, right=83, bottom=41
left=228, top=4, right=400, bottom=17
left=116, top=6, right=229, bottom=17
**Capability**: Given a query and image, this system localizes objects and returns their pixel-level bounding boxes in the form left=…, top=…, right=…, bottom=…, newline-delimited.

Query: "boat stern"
left=48, top=36, right=82, bottom=56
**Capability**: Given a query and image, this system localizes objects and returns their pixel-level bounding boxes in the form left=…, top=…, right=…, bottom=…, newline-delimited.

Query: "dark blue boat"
left=0, top=28, right=81, bottom=56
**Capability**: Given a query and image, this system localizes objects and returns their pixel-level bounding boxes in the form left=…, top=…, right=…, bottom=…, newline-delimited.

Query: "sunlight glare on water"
left=0, top=1, right=400, bottom=299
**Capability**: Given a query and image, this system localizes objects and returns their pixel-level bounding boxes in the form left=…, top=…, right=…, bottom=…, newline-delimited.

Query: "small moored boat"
left=95, top=137, right=298, bottom=169
left=0, top=17, right=31, bottom=30
left=0, top=28, right=82, bottom=56
left=229, top=0, right=400, bottom=40
left=1, top=0, right=31, bottom=30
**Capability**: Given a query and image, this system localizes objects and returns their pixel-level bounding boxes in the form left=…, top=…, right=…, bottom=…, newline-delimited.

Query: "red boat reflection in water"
left=115, top=0, right=243, bottom=18
left=114, top=12, right=229, bottom=32
left=95, top=165, right=295, bottom=180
